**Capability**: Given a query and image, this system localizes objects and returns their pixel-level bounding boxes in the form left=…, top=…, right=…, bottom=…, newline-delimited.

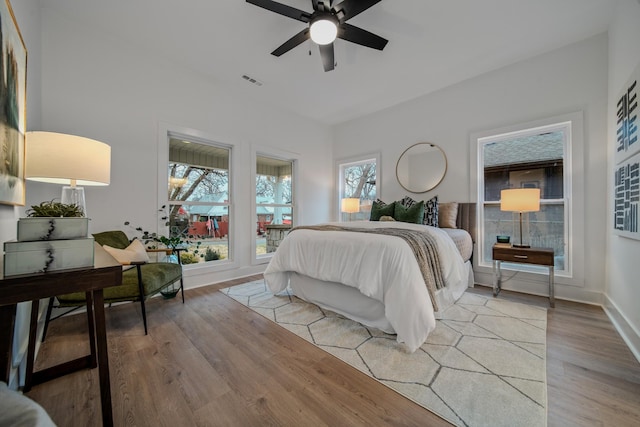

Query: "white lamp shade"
left=310, top=18, right=338, bottom=45
left=500, top=188, right=540, bottom=212
left=341, top=198, right=360, bottom=213
left=26, top=131, right=111, bottom=186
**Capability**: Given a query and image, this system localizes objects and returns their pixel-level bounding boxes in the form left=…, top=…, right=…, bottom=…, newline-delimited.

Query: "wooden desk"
left=492, top=244, right=555, bottom=307
left=0, top=244, right=121, bottom=426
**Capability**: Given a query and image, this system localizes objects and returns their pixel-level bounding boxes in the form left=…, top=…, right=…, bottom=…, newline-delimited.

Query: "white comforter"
left=264, top=221, right=467, bottom=352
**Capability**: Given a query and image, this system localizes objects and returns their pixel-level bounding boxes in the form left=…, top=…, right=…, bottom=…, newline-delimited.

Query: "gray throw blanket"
left=291, top=225, right=446, bottom=311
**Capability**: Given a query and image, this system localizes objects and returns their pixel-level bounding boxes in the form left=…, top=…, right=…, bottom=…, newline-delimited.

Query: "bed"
left=264, top=203, right=476, bottom=353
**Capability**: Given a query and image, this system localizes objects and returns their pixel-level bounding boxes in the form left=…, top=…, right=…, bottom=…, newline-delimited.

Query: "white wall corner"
left=603, top=294, right=640, bottom=363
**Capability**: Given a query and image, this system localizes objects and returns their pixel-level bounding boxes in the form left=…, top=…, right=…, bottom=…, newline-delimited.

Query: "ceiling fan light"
left=310, top=18, right=337, bottom=45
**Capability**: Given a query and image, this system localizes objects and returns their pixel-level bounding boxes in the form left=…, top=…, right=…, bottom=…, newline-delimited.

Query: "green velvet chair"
left=43, top=230, right=184, bottom=337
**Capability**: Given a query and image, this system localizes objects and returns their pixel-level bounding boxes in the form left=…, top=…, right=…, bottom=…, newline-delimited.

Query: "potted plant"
left=18, top=200, right=89, bottom=241
left=125, top=207, right=204, bottom=299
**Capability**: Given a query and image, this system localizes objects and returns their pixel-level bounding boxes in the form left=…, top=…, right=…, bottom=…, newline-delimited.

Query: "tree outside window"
left=338, top=156, right=378, bottom=221
left=167, top=138, right=230, bottom=264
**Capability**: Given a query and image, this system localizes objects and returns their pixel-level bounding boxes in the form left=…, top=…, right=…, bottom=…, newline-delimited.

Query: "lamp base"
left=512, top=244, right=530, bottom=248
left=61, top=186, right=87, bottom=217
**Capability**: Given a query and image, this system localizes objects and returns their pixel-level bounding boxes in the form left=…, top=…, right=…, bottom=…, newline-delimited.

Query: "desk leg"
left=91, top=290, right=113, bottom=427
left=493, top=260, right=502, bottom=296
left=23, top=300, right=40, bottom=392
left=549, top=266, right=555, bottom=308
left=85, top=292, right=97, bottom=369
left=0, top=305, right=16, bottom=384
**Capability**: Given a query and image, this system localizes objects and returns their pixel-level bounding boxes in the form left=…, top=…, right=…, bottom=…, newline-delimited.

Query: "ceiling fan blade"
left=271, top=28, right=310, bottom=56
left=246, top=0, right=311, bottom=23
left=332, top=0, right=381, bottom=22
left=319, top=43, right=335, bottom=72
left=338, top=23, right=387, bottom=50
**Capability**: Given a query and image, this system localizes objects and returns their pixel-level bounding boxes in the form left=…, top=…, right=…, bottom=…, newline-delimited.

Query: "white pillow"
left=0, top=381, right=56, bottom=427
left=103, top=239, right=150, bottom=270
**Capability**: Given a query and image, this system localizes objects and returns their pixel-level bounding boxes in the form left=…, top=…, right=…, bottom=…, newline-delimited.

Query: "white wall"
left=334, top=34, right=609, bottom=304
left=34, top=6, right=333, bottom=287
left=605, top=0, right=640, bottom=360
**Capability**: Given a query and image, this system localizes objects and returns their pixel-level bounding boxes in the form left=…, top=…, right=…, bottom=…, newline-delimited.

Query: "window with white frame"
left=478, top=122, right=570, bottom=274
left=167, top=137, right=231, bottom=264
left=337, top=155, right=378, bottom=221
left=255, top=154, right=294, bottom=258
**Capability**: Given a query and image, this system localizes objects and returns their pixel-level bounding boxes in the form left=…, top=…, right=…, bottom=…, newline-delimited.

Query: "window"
left=478, top=122, right=570, bottom=274
left=167, top=137, right=231, bottom=264
left=255, top=154, right=294, bottom=258
left=337, top=154, right=379, bottom=221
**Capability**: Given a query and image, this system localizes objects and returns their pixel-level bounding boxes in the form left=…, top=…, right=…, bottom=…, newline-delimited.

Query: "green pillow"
left=393, top=200, right=425, bottom=224
left=370, top=200, right=395, bottom=221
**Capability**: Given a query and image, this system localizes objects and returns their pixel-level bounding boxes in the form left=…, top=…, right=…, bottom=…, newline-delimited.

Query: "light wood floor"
left=25, top=275, right=640, bottom=426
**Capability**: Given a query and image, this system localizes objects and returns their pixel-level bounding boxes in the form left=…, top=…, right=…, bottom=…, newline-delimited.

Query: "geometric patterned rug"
left=221, top=280, right=547, bottom=427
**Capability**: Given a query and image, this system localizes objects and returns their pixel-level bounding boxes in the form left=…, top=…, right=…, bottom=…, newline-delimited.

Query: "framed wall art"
left=615, top=62, right=639, bottom=165
left=613, top=61, right=640, bottom=240
left=0, top=0, right=26, bottom=206
left=614, top=150, right=640, bottom=240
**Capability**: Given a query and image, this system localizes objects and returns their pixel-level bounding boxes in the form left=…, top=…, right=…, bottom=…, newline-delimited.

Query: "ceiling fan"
left=246, top=0, right=388, bottom=72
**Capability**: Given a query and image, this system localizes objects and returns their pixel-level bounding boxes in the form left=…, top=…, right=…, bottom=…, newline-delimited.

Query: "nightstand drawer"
left=493, top=247, right=554, bottom=266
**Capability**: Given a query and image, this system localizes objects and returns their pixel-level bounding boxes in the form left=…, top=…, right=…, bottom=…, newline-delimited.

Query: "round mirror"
left=396, top=142, right=447, bottom=193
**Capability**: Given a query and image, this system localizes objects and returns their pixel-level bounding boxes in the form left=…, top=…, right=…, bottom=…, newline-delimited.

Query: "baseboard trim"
left=473, top=271, right=603, bottom=306
left=475, top=268, right=640, bottom=361
left=602, top=295, right=640, bottom=363
left=185, top=265, right=266, bottom=290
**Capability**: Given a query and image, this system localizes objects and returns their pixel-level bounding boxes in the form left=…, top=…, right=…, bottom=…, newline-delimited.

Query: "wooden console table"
left=0, top=243, right=121, bottom=426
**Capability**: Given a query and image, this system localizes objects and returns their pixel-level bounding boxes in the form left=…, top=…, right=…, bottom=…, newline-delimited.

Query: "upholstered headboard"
left=456, top=203, right=477, bottom=244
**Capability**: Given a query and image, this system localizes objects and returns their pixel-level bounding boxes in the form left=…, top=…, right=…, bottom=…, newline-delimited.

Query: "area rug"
left=221, top=280, right=547, bottom=427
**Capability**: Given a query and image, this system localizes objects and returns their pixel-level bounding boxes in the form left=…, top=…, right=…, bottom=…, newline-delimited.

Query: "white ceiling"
left=42, top=0, right=615, bottom=125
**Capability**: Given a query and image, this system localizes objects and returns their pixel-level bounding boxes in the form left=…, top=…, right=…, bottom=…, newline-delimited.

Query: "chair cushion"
left=57, top=262, right=182, bottom=305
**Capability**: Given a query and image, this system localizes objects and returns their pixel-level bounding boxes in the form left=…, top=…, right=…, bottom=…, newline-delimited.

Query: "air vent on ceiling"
left=241, top=74, right=263, bottom=86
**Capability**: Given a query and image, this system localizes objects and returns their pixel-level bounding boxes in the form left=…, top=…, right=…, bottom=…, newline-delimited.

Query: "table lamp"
left=25, top=131, right=111, bottom=217
left=341, top=198, right=360, bottom=221
left=500, top=188, right=540, bottom=248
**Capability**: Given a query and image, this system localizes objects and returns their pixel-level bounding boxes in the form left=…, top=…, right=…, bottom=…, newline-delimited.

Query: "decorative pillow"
left=103, top=238, right=150, bottom=270
left=438, top=202, right=459, bottom=228
left=423, top=195, right=439, bottom=227
left=370, top=199, right=395, bottom=221
left=393, top=200, right=425, bottom=224
left=379, top=215, right=396, bottom=221
left=400, top=195, right=439, bottom=227
left=399, top=195, right=419, bottom=208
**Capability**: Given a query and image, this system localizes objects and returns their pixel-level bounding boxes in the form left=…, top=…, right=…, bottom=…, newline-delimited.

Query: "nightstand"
left=492, top=244, right=555, bottom=307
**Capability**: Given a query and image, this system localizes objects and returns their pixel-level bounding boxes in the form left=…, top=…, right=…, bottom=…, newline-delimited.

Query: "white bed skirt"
left=288, top=260, right=474, bottom=335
